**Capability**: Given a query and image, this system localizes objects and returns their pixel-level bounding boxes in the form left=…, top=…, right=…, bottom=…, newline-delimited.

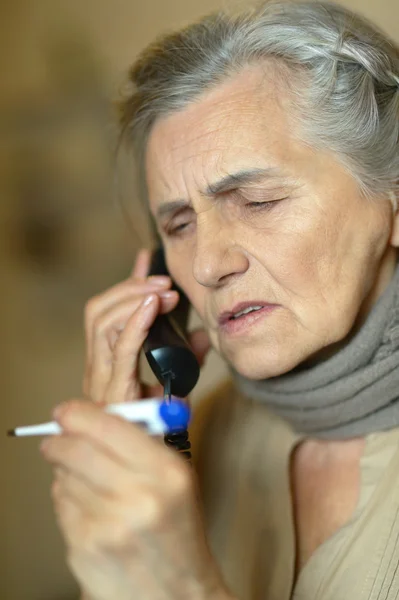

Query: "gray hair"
left=118, top=0, right=399, bottom=201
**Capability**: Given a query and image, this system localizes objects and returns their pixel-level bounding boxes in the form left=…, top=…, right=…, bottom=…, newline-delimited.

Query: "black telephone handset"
left=143, top=247, right=200, bottom=398
left=143, top=247, right=199, bottom=461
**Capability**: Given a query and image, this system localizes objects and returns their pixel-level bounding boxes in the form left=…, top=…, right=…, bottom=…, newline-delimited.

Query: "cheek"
left=251, top=206, right=329, bottom=284
left=265, top=201, right=350, bottom=275
left=249, top=203, right=362, bottom=337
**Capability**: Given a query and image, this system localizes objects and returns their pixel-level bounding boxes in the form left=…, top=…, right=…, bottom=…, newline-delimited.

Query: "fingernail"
left=142, top=294, right=156, bottom=307
left=159, top=290, right=178, bottom=299
left=147, top=276, right=170, bottom=286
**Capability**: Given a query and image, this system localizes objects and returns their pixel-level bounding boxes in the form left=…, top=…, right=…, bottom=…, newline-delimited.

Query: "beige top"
left=191, top=379, right=399, bottom=600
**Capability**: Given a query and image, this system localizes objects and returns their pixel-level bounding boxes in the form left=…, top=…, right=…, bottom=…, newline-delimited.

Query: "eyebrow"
left=155, top=167, right=285, bottom=220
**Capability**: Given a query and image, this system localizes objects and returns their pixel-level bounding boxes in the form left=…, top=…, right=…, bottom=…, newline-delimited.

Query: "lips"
left=218, top=301, right=274, bottom=325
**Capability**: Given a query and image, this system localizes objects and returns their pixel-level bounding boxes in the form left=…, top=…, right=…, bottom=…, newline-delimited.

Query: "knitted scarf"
left=232, top=264, right=399, bottom=439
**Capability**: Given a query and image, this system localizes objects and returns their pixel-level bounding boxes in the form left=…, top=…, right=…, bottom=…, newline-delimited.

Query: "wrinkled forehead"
left=144, top=66, right=295, bottom=207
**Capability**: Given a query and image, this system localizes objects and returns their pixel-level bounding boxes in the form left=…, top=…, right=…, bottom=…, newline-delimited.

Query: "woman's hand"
left=40, top=400, right=230, bottom=600
left=83, top=247, right=211, bottom=405
left=41, top=248, right=231, bottom=600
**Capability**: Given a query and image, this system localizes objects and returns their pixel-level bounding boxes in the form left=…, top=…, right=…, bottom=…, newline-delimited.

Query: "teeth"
left=232, top=305, right=263, bottom=319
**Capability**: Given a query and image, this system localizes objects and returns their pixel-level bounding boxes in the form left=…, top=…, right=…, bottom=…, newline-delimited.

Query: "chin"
left=218, top=318, right=344, bottom=379
left=225, top=344, right=304, bottom=380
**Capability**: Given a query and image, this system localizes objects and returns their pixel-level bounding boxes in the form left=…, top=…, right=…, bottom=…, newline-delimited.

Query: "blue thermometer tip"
left=159, top=399, right=191, bottom=432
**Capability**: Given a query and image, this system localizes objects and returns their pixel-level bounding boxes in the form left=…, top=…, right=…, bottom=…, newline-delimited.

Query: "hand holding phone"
left=82, top=249, right=180, bottom=405
left=82, top=248, right=209, bottom=407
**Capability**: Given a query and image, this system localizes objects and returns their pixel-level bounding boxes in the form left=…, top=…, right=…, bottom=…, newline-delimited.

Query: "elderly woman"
left=40, top=1, right=399, bottom=599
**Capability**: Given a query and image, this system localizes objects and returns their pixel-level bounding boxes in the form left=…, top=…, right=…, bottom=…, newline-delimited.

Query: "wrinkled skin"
left=42, top=64, right=399, bottom=599
left=146, top=65, right=399, bottom=379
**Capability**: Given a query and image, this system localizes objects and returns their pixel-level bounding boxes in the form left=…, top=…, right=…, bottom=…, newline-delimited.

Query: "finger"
left=51, top=400, right=174, bottom=471
left=51, top=482, right=86, bottom=548
left=84, top=276, right=171, bottom=368
left=88, top=295, right=144, bottom=403
left=42, top=435, right=129, bottom=495
left=88, top=291, right=179, bottom=403
left=131, top=248, right=152, bottom=280
left=99, top=291, right=180, bottom=351
left=105, top=292, right=179, bottom=403
left=54, top=470, right=110, bottom=518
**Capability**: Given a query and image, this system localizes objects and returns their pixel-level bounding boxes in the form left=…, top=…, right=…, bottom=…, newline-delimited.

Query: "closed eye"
left=164, top=196, right=286, bottom=237
left=244, top=198, right=287, bottom=211
left=228, top=188, right=287, bottom=210
left=168, top=223, right=189, bottom=235
left=246, top=201, right=274, bottom=208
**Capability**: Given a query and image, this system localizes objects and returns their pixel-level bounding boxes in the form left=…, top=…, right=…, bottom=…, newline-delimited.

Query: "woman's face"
left=145, top=66, right=398, bottom=379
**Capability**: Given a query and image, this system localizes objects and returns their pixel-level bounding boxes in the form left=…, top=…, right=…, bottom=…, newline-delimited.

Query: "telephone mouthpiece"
left=145, top=341, right=200, bottom=398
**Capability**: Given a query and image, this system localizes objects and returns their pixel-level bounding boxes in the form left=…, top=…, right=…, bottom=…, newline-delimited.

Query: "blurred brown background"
left=1, top=1, right=398, bottom=598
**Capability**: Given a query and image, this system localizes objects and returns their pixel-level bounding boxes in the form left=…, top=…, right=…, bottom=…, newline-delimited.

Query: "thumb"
left=188, top=328, right=212, bottom=367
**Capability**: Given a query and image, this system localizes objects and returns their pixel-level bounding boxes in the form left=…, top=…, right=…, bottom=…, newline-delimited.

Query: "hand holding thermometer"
left=7, top=397, right=191, bottom=438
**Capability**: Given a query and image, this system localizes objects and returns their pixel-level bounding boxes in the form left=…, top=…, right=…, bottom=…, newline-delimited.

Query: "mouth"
left=218, top=301, right=278, bottom=326
left=218, top=301, right=278, bottom=336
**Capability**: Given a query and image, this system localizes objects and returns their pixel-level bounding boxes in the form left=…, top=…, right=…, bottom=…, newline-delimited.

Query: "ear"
left=389, top=191, right=399, bottom=247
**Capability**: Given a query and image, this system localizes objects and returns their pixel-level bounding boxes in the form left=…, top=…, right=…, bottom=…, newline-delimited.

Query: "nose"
left=192, top=212, right=249, bottom=288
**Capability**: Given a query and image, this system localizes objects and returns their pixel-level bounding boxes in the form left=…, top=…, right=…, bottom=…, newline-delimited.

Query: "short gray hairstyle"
left=118, top=0, right=399, bottom=200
